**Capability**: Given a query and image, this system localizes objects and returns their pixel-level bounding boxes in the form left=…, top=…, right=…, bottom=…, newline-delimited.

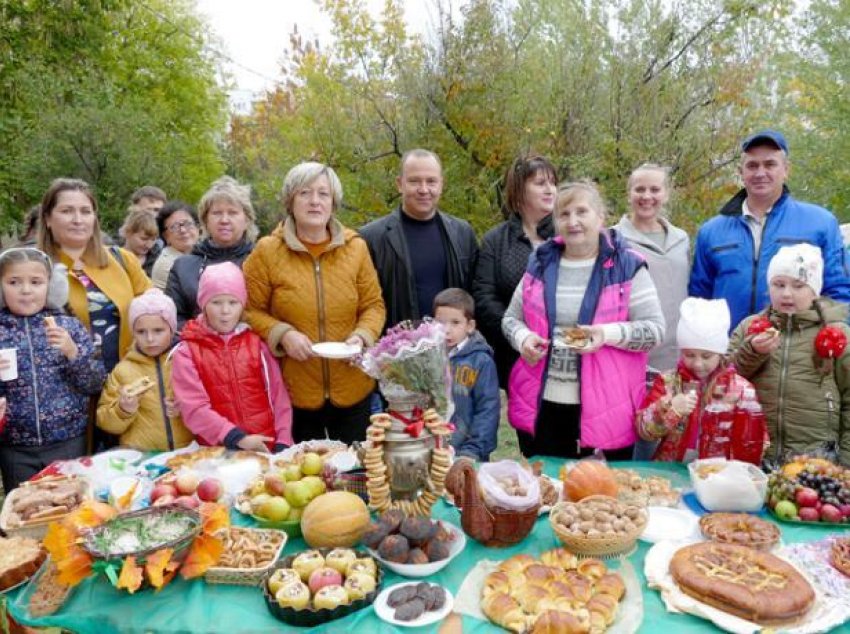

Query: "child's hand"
left=282, top=330, right=314, bottom=362
left=520, top=333, right=549, bottom=365
left=0, top=397, right=6, bottom=420
left=671, top=392, right=698, bottom=417
left=237, top=434, right=274, bottom=453
left=119, top=389, right=140, bottom=415
left=0, top=355, right=11, bottom=372
left=165, top=398, right=180, bottom=418
left=46, top=325, right=78, bottom=360
left=751, top=330, right=780, bottom=355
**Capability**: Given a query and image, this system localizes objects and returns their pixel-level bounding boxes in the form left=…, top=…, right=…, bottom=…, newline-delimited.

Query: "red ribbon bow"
left=390, top=407, right=425, bottom=438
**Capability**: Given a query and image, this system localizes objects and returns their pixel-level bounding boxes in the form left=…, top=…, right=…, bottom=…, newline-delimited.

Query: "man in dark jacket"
left=689, top=129, right=850, bottom=329
left=360, top=149, right=478, bottom=328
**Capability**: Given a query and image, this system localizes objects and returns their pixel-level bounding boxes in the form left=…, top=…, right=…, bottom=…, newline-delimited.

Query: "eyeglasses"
left=165, top=220, right=198, bottom=233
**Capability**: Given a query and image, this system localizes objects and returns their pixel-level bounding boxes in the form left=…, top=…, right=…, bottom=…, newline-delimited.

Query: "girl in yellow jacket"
left=97, top=292, right=194, bottom=451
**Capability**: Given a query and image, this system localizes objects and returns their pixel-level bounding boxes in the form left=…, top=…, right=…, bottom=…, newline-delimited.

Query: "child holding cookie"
left=0, top=247, right=105, bottom=491
left=172, top=262, right=293, bottom=452
left=97, top=292, right=194, bottom=451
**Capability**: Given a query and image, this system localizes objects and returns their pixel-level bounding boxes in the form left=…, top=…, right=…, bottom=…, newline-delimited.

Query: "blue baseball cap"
left=742, top=129, right=789, bottom=154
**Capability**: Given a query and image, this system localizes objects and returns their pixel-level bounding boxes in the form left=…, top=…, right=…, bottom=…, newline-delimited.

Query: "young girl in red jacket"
left=635, top=297, right=761, bottom=462
left=171, top=262, right=293, bottom=452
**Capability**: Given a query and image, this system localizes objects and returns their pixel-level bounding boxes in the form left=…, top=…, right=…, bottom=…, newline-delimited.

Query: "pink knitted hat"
left=129, top=291, right=177, bottom=333
left=197, top=262, right=248, bottom=309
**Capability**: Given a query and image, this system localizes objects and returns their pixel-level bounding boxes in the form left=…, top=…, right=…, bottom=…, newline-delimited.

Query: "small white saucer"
left=311, top=342, right=361, bottom=359
left=640, top=507, right=699, bottom=543
left=373, top=582, right=454, bottom=627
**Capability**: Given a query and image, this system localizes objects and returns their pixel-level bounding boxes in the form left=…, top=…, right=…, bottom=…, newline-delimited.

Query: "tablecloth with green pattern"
left=7, top=460, right=850, bottom=633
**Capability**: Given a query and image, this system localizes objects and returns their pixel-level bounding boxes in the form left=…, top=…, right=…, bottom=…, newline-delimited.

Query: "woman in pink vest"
left=502, top=180, right=665, bottom=458
left=171, top=262, right=293, bottom=452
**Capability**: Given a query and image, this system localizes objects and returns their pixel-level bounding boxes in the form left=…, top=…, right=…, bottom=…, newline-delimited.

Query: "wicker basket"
left=206, top=527, right=287, bottom=586
left=550, top=496, right=647, bottom=557
left=0, top=476, right=93, bottom=540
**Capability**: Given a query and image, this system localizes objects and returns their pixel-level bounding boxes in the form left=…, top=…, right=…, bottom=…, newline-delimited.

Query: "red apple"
left=795, top=487, right=819, bottom=508
left=174, top=472, right=199, bottom=495
left=153, top=494, right=176, bottom=507
left=308, top=567, right=343, bottom=594
left=838, top=504, right=850, bottom=518
left=174, top=495, right=200, bottom=509
left=150, top=483, right=178, bottom=503
left=197, top=478, right=223, bottom=502
left=821, top=504, right=842, bottom=523
left=798, top=507, right=820, bottom=522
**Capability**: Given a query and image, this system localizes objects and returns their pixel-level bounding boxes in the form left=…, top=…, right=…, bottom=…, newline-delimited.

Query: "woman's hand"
left=165, top=398, right=180, bottom=418
left=237, top=434, right=274, bottom=453
left=46, top=325, right=78, bottom=360
left=520, top=333, right=549, bottom=365
left=344, top=334, right=365, bottom=350
left=575, top=325, right=605, bottom=354
left=751, top=331, right=780, bottom=355
left=282, top=329, right=314, bottom=361
left=119, top=389, right=140, bottom=415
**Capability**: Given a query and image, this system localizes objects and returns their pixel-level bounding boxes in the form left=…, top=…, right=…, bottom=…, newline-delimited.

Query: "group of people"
left=1, top=129, right=849, bottom=494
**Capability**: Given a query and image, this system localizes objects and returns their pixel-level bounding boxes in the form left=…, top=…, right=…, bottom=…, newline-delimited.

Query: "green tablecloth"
left=7, top=460, right=850, bottom=633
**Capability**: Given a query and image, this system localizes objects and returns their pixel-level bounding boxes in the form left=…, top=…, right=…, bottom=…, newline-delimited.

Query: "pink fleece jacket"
left=171, top=320, right=294, bottom=447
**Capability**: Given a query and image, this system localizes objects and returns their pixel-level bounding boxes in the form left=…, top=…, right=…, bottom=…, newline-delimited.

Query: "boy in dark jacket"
left=434, top=288, right=500, bottom=461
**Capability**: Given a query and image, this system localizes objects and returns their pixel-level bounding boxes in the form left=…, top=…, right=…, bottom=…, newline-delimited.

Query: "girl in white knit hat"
left=730, top=244, right=850, bottom=467
left=636, top=297, right=760, bottom=462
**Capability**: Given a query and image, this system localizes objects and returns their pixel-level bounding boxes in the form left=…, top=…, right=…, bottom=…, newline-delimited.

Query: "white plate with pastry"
left=311, top=342, right=361, bottom=359
left=374, top=582, right=454, bottom=627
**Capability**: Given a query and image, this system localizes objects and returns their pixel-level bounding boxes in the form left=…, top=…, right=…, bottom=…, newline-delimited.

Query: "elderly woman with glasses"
left=243, top=162, right=385, bottom=444
left=151, top=201, right=201, bottom=290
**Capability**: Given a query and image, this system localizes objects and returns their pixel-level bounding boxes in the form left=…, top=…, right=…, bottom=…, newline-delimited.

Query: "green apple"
left=301, top=476, right=327, bottom=500
left=283, top=464, right=303, bottom=482
left=775, top=500, right=798, bottom=521
left=260, top=496, right=291, bottom=522
left=285, top=480, right=312, bottom=508
left=301, top=452, right=323, bottom=476
left=250, top=493, right=271, bottom=515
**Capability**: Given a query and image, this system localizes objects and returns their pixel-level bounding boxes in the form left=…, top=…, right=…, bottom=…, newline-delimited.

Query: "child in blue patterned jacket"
left=0, top=248, right=105, bottom=491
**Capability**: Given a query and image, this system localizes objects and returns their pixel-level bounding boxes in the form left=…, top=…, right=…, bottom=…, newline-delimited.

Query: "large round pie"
left=670, top=542, right=815, bottom=625
left=0, top=536, right=47, bottom=591
left=699, top=513, right=781, bottom=550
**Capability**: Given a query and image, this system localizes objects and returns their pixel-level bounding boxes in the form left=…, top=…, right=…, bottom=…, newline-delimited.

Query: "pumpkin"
left=563, top=461, right=618, bottom=502
left=301, top=492, right=370, bottom=548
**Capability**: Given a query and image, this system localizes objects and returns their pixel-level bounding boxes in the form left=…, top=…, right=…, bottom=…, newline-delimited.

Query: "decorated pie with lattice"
left=0, top=536, right=46, bottom=591
left=831, top=537, right=850, bottom=577
left=670, top=542, right=815, bottom=625
left=699, top=513, right=781, bottom=550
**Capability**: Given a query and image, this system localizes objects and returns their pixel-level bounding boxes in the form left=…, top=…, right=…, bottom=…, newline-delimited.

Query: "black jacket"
left=165, top=237, right=254, bottom=329
left=472, top=213, right=554, bottom=389
left=359, top=207, right=478, bottom=328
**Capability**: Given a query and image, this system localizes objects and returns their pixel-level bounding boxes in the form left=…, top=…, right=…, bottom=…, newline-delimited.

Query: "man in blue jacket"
left=689, top=130, right=850, bottom=329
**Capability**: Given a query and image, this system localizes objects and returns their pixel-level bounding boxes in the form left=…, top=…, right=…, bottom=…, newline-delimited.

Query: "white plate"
left=640, top=507, right=699, bottom=543
left=368, top=522, right=466, bottom=577
left=373, top=582, right=454, bottom=627
left=311, top=342, right=361, bottom=359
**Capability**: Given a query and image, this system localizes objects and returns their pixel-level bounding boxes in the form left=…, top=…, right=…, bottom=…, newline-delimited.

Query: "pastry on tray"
left=699, top=513, right=781, bottom=550
left=0, top=536, right=46, bottom=591
left=670, top=542, right=815, bottom=625
left=831, top=537, right=850, bottom=577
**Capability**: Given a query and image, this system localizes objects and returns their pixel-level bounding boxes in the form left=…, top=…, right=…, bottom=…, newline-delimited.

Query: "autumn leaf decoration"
left=116, top=557, right=144, bottom=594
left=144, top=549, right=179, bottom=591
left=42, top=521, right=93, bottom=587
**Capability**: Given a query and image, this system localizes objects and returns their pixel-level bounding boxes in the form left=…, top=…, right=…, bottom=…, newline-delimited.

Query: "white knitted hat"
left=767, top=243, right=823, bottom=296
left=677, top=298, right=731, bottom=354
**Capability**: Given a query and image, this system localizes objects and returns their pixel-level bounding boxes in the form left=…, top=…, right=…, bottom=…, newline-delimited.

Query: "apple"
left=153, top=494, right=176, bottom=507
left=174, top=495, right=200, bottom=509
left=285, top=480, right=312, bottom=508
left=821, top=504, right=842, bottom=523
left=249, top=479, right=266, bottom=498
left=174, top=472, right=199, bottom=496
left=301, top=453, right=323, bottom=476
left=768, top=494, right=781, bottom=510
left=308, top=567, right=343, bottom=594
left=283, top=464, right=303, bottom=482
left=287, top=506, right=304, bottom=521
left=250, top=493, right=271, bottom=514
left=150, top=483, right=178, bottom=503
left=774, top=500, right=798, bottom=521
left=798, top=507, right=820, bottom=522
left=794, top=487, right=819, bottom=508
left=839, top=504, right=850, bottom=518
left=264, top=473, right=287, bottom=497
left=197, top=478, right=223, bottom=502
left=260, top=496, right=291, bottom=522
left=301, top=476, right=326, bottom=500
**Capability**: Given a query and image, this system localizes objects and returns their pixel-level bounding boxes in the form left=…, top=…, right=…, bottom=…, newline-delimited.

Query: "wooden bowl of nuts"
left=549, top=495, right=648, bottom=557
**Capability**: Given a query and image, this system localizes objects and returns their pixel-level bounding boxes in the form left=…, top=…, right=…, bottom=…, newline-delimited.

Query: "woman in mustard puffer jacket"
left=243, top=162, right=386, bottom=444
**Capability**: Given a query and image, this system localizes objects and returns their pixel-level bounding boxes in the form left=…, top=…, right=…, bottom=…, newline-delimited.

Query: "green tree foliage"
left=227, top=0, right=793, bottom=235
left=0, top=0, right=228, bottom=232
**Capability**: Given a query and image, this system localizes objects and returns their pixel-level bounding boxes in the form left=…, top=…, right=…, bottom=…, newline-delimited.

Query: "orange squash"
left=563, top=461, right=618, bottom=502
left=301, top=492, right=370, bottom=548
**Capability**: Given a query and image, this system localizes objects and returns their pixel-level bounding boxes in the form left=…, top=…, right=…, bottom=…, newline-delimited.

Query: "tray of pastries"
left=831, top=538, right=850, bottom=578
left=481, top=548, right=627, bottom=633
left=699, top=513, right=781, bottom=551
left=0, top=536, right=46, bottom=593
left=670, top=542, right=815, bottom=625
left=614, top=469, right=681, bottom=508
left=0, top=476, right=92, bottom=539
